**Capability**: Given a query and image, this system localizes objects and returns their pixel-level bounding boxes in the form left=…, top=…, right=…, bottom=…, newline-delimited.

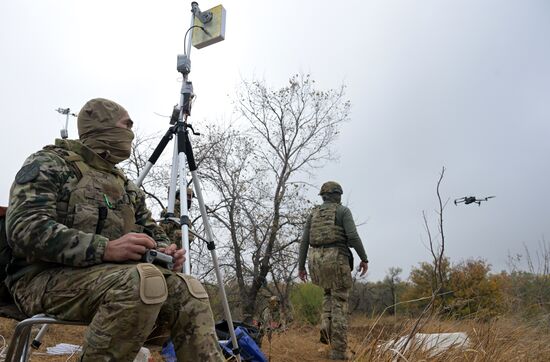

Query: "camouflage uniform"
left=298, top=182, right=368, bottom=360
left=160, top=189, right=195, bottom=249
left=6, top=98, right=223, bottom=361
left=258, top=296, right=284, bottom=342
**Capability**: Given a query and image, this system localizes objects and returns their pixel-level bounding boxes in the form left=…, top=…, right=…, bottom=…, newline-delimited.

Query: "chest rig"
left=309, top=203, right=346, bottom=247
left=49, top=141, right=137, bottom=241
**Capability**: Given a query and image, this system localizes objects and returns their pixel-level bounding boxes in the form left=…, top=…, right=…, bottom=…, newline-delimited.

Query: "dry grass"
left=261, top=315, right=550, bottom=362
left=0, top=319, right=164, bottom=361
left=1, top=315, right=550, bottom=361
left=350, top=315, right=550, bottom=361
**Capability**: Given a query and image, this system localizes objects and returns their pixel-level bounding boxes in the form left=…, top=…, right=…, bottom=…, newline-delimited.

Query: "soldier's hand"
left=104, top=233, right=157, bottom=262
left=358, top=261, right=369, bottom=276
left=298, top=270, right=308, bottom=282
left=159, top=243, right=186, bottom=272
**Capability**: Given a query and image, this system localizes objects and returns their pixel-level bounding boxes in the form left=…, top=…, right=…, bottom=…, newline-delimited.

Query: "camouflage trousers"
left=308, top=247, right=352, bottom=354
left=10, top=263, right=223, bottom=362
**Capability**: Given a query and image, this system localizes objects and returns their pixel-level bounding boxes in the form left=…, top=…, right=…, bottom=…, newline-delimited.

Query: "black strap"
left=95, top=207, right=108, bottom=234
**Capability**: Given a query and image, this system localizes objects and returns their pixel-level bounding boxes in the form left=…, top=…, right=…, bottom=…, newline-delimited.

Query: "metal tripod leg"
left=178, top=127, right=239, bottom=358
left=192, top=168, right=241, bottom=358
left=135, top=124, right=241, bottom=361
left=30, top=324, right=49, bottom=349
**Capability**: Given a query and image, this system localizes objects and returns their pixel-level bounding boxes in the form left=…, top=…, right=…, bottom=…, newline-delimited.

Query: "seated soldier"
left=5, top=98, right=223, bottom=361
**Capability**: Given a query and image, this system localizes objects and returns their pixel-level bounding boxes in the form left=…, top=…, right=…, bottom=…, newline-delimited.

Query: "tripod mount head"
left=191, top=2, right=213, bottom=24
left=169, top=105, right=200, bottom=136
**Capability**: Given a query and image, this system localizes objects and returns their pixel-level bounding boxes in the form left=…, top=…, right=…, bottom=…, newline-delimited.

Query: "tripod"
left=135, top=2, right=241, bottom=360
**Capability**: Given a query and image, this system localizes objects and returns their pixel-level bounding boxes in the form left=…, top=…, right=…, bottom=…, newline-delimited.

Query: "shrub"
left=290, top=283, right=323, bottom=325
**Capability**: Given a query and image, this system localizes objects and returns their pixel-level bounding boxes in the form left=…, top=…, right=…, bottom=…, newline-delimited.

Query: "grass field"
left=2, top=314, right=550, bottom=361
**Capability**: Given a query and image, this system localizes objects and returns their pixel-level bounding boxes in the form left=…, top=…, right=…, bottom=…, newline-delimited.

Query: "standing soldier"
left=298, top=181, right=369, bottom=360
left=259, top=296, right=284, bottom=341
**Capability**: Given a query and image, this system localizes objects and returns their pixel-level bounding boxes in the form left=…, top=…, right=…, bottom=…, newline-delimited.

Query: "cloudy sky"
left=1, top=0, right=549, bottom=281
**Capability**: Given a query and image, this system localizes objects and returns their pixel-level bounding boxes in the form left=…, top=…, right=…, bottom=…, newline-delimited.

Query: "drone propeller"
left=454, top=197, right=466, bottom=205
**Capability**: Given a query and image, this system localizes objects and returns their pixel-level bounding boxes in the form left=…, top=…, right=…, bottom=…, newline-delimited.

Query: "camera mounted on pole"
left=55, top=107, right=76, bottom=139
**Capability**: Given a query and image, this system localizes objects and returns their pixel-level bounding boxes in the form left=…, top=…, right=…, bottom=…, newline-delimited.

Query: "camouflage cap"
left=269, top=296, right=280, bottom=304
left=319, top=181, right=343, bottom=195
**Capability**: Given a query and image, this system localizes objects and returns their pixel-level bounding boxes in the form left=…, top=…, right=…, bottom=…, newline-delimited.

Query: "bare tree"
left=190, top=74, right=350, bottom=320
left=234, top=74, right=350, bottom=320
left=508, top=237, right=550, bottom=276
left=422, top=166, right=448, bottom=294
left=384, top=267, right=403, bottom=316
left=121, top=75, right=350, bottom=322
left=399, top=166, right=449, bottom=357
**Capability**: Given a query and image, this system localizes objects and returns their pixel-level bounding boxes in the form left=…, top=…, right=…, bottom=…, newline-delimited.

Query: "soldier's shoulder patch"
left=15, top=161, right=40, bottom=184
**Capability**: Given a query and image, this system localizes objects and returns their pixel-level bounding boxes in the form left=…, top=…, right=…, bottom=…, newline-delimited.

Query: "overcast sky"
left=1, top=0, right=549, bottom=281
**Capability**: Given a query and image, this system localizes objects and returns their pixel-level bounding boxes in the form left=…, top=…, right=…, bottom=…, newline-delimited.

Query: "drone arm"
left=454, top=197, right=466, bottom=205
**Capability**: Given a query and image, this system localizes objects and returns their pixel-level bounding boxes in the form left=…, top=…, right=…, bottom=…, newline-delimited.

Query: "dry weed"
left=1, top=315, right=549, bottom=361
left=352, top=315, right=550, bottom=361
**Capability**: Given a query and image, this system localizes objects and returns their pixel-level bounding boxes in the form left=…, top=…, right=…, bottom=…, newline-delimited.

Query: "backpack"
left=0, top=206, right=13, bottom=304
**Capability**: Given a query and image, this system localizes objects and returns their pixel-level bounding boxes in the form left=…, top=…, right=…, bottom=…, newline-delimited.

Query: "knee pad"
left=176, top=273, right=209, bottom=300
left=136, top=263, right=168, bottom=304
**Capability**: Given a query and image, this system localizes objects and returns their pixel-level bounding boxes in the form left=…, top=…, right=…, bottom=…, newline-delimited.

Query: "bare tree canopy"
left=197, top=74, right=351, bottom=320
left=123, top=75, right=350, bottom=321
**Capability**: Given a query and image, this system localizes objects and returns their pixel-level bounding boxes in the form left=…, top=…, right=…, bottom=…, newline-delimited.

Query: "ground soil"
left=0, top=316, right=366, bottom=361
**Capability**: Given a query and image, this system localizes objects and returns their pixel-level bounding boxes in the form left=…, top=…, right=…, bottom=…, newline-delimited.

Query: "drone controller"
left=141, top=249, right=174, bottom=270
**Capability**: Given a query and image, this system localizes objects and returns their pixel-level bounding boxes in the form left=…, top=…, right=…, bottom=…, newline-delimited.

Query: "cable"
left=183, top=25, right=207, bottom=55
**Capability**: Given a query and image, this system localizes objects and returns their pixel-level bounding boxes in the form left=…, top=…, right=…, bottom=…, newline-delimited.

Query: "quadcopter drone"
left=454, top=195, right=495, bottom=206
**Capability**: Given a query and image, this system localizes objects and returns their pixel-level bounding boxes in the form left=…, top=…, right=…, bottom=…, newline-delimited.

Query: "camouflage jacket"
left=259, top=306, right=283, bottom=331
left=5, top=139, right=169, bottom=285
left=159, top=202, right=195, bottom=249
left=298, top=200, right=368, bottom=271
left=159, top=220, right=195, bottom=249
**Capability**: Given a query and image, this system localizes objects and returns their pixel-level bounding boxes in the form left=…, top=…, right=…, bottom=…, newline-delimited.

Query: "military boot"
left=329, top=350, right=352, bottom=360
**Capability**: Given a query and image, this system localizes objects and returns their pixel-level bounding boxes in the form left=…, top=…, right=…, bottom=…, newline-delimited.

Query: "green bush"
left=290, top=283, right=323, bottom=325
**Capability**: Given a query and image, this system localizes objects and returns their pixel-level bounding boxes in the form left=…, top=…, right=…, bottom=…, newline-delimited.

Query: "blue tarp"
left=219, top=326, right=267, bottom=362
left=161, top=327, right=267, bottom=362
